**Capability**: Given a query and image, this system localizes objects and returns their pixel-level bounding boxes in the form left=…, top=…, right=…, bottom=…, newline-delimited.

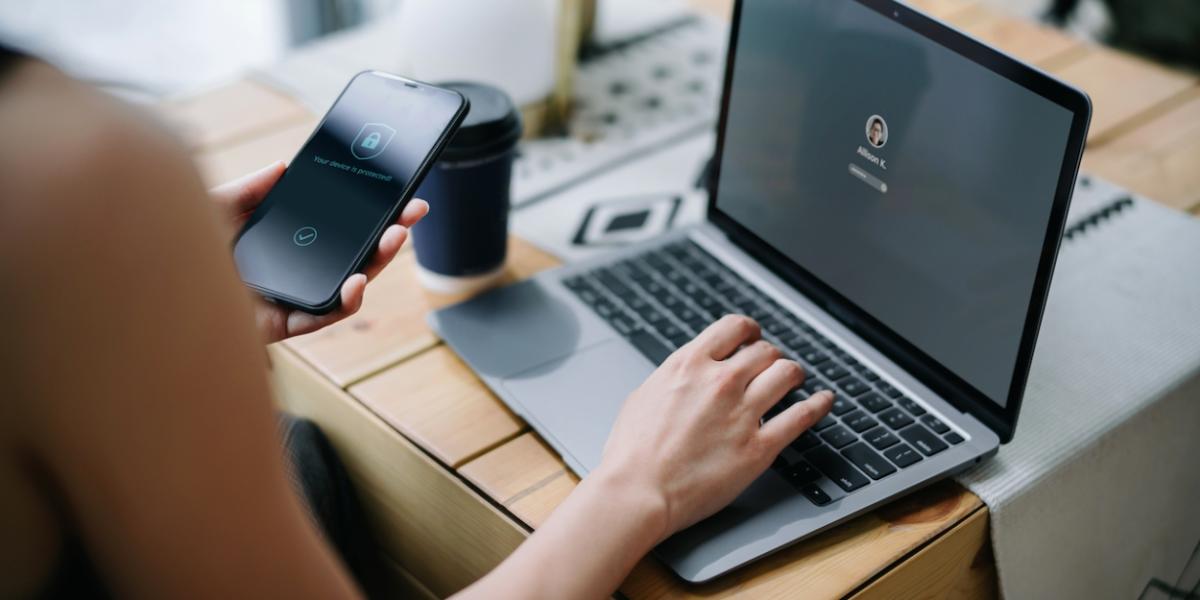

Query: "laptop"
left=431, top=0, right=1090, bottom=583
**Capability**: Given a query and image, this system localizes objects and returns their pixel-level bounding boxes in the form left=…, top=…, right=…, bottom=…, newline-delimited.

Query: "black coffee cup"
left=412, top=82, right=522, bottom=293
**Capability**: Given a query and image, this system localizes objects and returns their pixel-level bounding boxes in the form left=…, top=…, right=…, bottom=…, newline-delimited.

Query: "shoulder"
left=0, top=62, right=213, bottom=278
left=0, top=61, right=200, bottom=228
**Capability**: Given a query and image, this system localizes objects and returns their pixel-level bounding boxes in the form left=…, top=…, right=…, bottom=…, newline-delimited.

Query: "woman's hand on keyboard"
left=598, top=314, right=835, bottom=539
left=454, top=315, right=834, bottom=600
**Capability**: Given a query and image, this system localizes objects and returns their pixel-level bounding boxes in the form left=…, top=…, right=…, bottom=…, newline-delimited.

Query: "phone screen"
left=234, top=72, right=466, bottom=310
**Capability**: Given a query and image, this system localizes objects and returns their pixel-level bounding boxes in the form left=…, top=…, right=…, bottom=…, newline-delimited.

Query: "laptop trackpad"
left=503, top=339, right=655, bottom=474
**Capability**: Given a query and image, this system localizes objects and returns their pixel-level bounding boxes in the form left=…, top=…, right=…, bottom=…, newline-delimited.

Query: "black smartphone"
left=233, top=71, right=469, bottom=314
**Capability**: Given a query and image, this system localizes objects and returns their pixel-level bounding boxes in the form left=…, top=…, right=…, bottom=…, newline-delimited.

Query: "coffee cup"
left=412, top=82, right=523, bottom=294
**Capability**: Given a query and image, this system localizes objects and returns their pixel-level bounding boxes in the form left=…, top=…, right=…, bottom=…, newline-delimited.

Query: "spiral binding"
left=1064, top=195, right=1135, bottom=241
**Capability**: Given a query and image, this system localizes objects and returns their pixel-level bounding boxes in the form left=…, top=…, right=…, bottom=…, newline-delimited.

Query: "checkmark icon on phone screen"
left=293, top=226, right=318, bottom=246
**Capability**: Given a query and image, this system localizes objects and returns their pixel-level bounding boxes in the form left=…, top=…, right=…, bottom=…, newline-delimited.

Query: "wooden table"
left=158, top=1, right=1200, bottom=597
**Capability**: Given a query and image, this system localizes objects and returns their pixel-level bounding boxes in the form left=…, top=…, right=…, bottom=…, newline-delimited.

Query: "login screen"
left=714, top=1, right=1075, bottom=406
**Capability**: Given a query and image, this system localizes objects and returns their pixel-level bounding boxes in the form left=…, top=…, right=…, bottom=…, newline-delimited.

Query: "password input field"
left=849, top=163, right=888, bottom=193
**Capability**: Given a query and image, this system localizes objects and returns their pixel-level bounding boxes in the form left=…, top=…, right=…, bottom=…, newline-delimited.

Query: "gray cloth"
left=956, top=177, right=1200, bottom=599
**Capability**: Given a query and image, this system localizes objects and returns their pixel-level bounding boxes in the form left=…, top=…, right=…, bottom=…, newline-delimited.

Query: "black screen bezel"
left=707, top=0, right=1091, bottom=442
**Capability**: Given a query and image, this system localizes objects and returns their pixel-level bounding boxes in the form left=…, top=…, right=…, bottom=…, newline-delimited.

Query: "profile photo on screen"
left=866, top=115, right=888, bottom=148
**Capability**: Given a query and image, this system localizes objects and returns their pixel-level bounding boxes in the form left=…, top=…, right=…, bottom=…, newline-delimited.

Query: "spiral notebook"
left=956, top=175, right=1200, bottom=599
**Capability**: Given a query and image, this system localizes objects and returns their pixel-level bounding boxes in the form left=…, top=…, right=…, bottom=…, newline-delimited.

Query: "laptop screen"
left=713, top=0, right=1075, bottom=408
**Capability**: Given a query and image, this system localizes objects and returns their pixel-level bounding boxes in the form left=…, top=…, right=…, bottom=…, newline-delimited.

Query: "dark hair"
left=0, top=41, right=29, bottom=81
left=870, top=117, right=883, bottom=129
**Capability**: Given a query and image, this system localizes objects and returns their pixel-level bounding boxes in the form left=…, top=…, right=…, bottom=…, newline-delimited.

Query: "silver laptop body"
left=431, top=0, right=1090, bottom=583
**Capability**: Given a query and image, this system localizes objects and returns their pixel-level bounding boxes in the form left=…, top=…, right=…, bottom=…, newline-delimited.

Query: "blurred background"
left=2, top=0, right=1195, bottom=101
left=6, top=0, right=1192, bottom=262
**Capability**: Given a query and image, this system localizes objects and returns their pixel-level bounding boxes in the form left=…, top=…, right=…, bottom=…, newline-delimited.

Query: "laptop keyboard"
left=562, top=239, right=965, bottom=506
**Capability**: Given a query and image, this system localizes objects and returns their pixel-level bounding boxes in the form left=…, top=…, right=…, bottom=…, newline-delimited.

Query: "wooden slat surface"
left=162, top=3, right=1200, bottom=596
left=351, top=345, right=526, bottom=468
left=1083, top=88, right=1200, bottom=213
left=459, top=433, right=567, bottom=507
left=964, top=12, right=1083, bottom=66
left=1050, top=45, right=1196, bottom=143
left=905, top=0, right=983, bottom=23
left=286, top=240, right=558, bottom=388
left=459, top=424, right=984, bottom=599
left=269, top=346, right=529, bottom=598
left=855, top=507, right=995, bottom=600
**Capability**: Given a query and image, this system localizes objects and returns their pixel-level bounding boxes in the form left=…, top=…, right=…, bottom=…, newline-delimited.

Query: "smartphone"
left=233, top=71, right=469, bottom=314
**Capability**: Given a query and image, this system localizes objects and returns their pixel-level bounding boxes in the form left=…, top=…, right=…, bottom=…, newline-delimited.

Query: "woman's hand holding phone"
left=211, top=161, right=428, bottom=343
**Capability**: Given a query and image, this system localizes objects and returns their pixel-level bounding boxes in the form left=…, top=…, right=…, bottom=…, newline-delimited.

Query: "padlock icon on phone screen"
left=352, top=123, right=395, bottom=159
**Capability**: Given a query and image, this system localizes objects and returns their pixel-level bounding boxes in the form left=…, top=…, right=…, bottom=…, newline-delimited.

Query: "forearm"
left=455, top=465, right=668, bottom=600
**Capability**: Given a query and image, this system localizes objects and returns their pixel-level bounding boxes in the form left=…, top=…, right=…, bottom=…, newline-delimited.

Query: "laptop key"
left=838, top=377, right=871, bottom=397
left=864, top=427, right=900, bottom=450
left=777, top=445, right=805, bottom=467
left=819, top=363, right=850, bottom=380
left=609, top=314, right=637, bottom=335
left=628, top=330, right=672, bottom=365
left=879, top=407, right=915, bottom=430
left=819, top=424, right=856, bottom=448
left=658, top=294, right=683, bottom=309
left=883, top=443, right=923, bottom=468
left=667, top=333, right=692, bottom=348
left=782, top=335, right=808, bottom=351
left=802, top=377, right=832, bottom=395
left=830, top=396, right=855, bottom=416
left=841, top=442, right=897, bottom=480
left=577, top=288, right=600, bottom=305
left=785, top=460, right=821, bottom=485
left=799, top=482, right=833, bottom=506
left=760, top=317, right=789, bottom=336
left=944, top=432, right=965, bottom=445
left=878, top=382, right=904, bottom=398
left=897, top=396, right=926, bottom=416
left=842, top=410, right=878, bottom=433
left=695, top=294, right=722, bottom=312
left=660, top=323, right=684, bottom=339
left=800, top=348, right=832, bottom=366
left=593, top=300, right=617, bottom=319
left=858, top=392, right=892, bottom=413
left=595, top=270, right=631, bottom=297
left=792, top=431, right=822, bottom=452
left=921, top=414, right=950, bottom=434
left=563, top=275, right=587, bottom=290
left=806, top=446, right=870, bottom=492
left=899, top=424, right=948, bottom=456
left=813, top=414, right=838, bottom=431
left=637, top=307, right=667, bottom=325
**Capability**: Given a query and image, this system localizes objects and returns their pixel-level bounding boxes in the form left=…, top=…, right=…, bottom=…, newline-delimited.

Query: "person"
left=868, top=117, right=886, bottom=148
left=0, top=49, right=833, bottom=598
